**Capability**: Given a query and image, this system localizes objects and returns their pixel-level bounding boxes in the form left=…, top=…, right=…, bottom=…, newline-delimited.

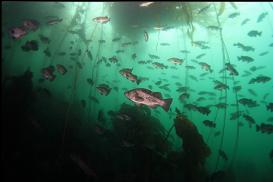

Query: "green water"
left=2, top=2, right=273, bottom=182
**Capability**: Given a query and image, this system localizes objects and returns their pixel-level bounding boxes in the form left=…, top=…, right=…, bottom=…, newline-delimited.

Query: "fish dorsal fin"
left=142, top=88, right=153, bottom=94
left=152, top=92, right=162, bottom=98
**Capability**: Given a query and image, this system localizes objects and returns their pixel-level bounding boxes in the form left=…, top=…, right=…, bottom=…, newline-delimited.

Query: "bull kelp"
left=2, top=2, right=273, bottom=182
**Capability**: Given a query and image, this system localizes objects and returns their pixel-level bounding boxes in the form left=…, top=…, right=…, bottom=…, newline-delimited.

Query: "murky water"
left=2, top=2, right=273, bottom=182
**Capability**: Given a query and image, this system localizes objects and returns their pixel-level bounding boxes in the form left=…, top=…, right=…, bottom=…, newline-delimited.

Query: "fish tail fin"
left=259, top=32, right=262, bottom=36
left=162, top=98, right=173, bottom=112
left=237, top=56, right=241, bottom=60
left=256, top=125, right=260, bottom=132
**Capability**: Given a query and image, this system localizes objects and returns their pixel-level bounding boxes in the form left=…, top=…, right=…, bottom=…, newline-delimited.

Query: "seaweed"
left=212, top=2, right=241, bottom=170
left=218, top=2, right=226, bottom=16
left=111, top=103, right=171, bottom=154
left=174, top=114, right=211, bottom=182
left=181, top=2, right=195, bottom=44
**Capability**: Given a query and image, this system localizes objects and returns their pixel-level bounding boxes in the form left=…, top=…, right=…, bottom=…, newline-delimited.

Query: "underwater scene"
left=2, top=1, right=273, bottom=182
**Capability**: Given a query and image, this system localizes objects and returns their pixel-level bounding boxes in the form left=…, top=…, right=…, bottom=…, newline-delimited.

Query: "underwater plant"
left=174, top=113, right=211, bottom=182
